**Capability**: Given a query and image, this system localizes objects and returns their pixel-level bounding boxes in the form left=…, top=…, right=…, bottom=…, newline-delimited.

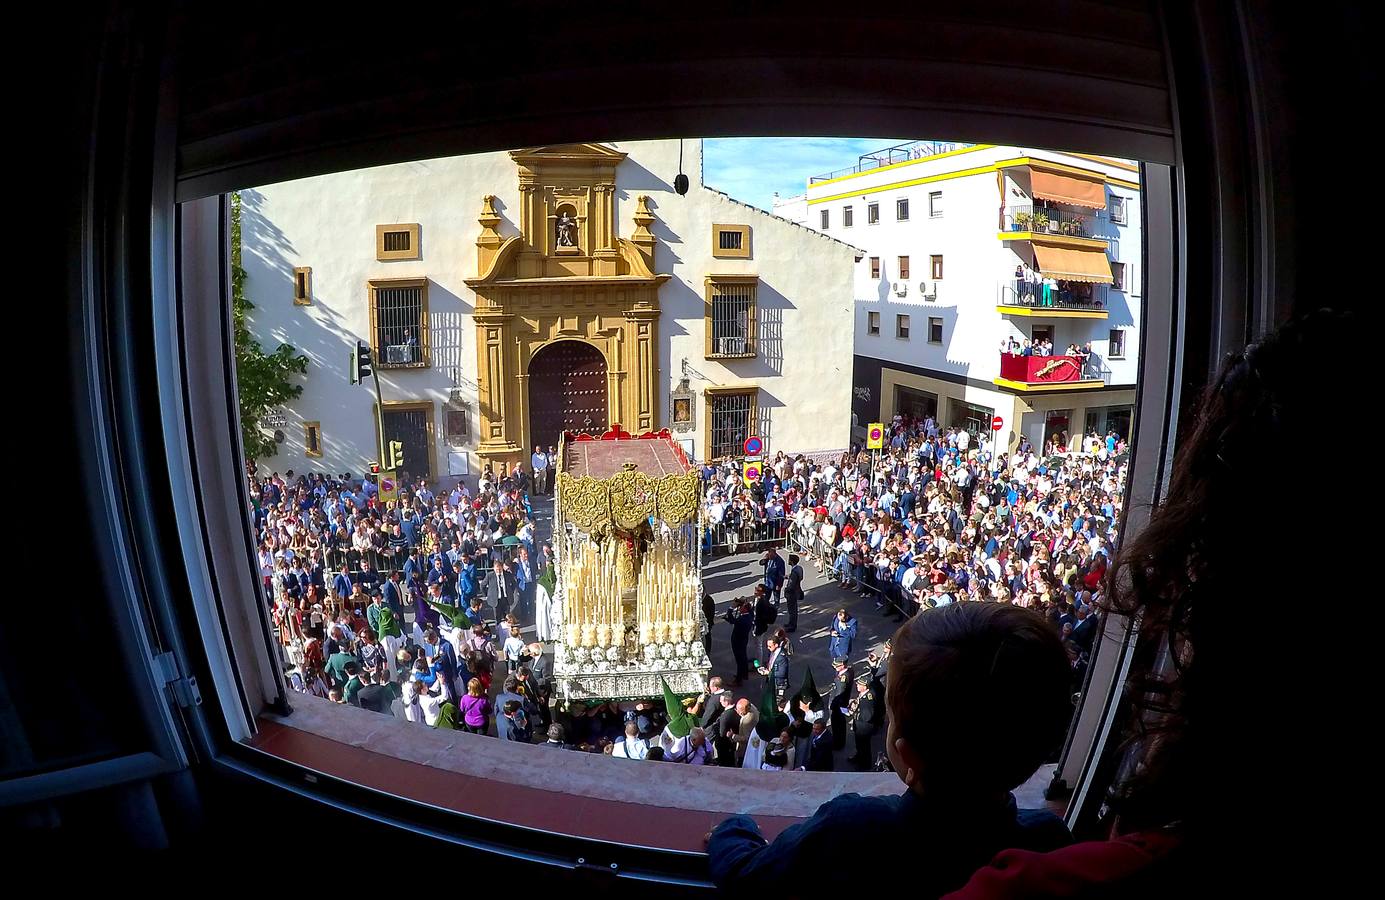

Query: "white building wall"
left=243, top=140, right=857, bottom=481
left=801, top=144, right=1143, bottom=442
left=770, top=192, right=808, bottom=224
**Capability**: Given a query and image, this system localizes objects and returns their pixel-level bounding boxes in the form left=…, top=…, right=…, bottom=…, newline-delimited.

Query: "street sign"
left=866, top=422, right=884, bottom=449
left=991, top=416, right=1004, bottom=432
left=379, top=471, right=399, bottom=502
left=743, top=435, right=763, bottom=457
left=742, top=460, right=762, bottom=487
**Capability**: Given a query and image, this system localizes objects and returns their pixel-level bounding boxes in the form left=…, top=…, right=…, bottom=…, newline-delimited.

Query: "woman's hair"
left=466, top=677, right=483, bottom=697
left=886, top=602, right=1070, bottom=795
left=1102, top=309, right=1354, bottom=832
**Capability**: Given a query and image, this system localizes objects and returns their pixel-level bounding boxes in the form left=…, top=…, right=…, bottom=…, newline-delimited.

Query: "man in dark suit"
left=725, top=597, right=754, bottom=685
left=760, top=547, right=786, bottom=603
left=356, top=670, right=393, bottom=714
left=759, top=637, right=789, bottom=708
left=803, top=719, right=834, bottom=771
left=483, top=559, right=517, bottom=622
left=784, top=554, right=804, bottom=632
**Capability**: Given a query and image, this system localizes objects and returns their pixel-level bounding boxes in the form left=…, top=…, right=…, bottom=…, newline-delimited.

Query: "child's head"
left=885, top=603, right=1070, bottom=800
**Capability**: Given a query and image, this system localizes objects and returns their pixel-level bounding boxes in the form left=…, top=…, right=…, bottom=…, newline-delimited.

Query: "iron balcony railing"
left=999, top=203, right=1111, bottom=241
left=997, top=282, right=1109, bottom=311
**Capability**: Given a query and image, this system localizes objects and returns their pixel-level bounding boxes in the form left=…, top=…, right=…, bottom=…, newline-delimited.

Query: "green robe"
left=374, top=606, right=403, bottom=639
left=436, top=702, right=459, bottom=730
left=427, top=598, right=467, bottom=630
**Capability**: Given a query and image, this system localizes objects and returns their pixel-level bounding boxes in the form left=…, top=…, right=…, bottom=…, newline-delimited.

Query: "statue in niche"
left=556, top=210, right=578, bottom=248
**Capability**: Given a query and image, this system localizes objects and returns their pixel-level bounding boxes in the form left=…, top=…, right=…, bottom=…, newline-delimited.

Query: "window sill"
left=252, top=695, right=899, bottom=852
left=377, top=362, right=429, bottom=370
left=705, top=353, right=757, bottom=361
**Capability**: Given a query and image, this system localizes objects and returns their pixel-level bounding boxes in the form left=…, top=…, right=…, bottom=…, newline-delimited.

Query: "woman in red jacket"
left=945, top=310, right=1355, bottom=897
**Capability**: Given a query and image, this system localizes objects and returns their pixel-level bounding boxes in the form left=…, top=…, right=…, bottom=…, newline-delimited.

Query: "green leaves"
left=231, top=192, right=307, bottom=461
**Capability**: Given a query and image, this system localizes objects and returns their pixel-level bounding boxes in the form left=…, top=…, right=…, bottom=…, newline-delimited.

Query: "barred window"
left=929, top=191, right=943, bottom=217
left=707, top=389, right=757, bottom=461
left=896, top=198, right=909, bottom=221
left=843, top=206, right=853, bottom=227
left=704, top=275, right=757, bottom=358
left=1109, top=196, right=1127, bottom=224
left=712, top=224, right=751, bottom=258
left=820, top=209, right=829, bottom=229
left=378, top=402, right=433, bottom=482
left=376, top=223, right=421, bottom=260
left=369, top=278, right=429, bottom=368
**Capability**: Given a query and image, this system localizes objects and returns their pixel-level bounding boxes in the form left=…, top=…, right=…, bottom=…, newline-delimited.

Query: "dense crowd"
left=703, top=413, right=1125, bottom=692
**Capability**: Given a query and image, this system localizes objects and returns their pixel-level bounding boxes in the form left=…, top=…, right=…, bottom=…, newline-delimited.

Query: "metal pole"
left=370, top=361, right=387, bottom=472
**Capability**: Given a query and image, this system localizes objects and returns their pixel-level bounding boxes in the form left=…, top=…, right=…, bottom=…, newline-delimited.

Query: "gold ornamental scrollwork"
left=557, top=472, right=610, bottom=531
left=608, top=469, right=659, bottom=531
left=654, top=471, right=701, bottom=525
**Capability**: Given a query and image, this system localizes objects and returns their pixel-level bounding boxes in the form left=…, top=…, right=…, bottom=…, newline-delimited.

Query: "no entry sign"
left=743, top=436, right=763, bottom=456
left=991, top=416, right=1004, bottom=432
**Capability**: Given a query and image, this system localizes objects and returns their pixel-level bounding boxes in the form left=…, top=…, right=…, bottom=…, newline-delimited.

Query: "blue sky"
left=703, top=137, right=910, bottom=213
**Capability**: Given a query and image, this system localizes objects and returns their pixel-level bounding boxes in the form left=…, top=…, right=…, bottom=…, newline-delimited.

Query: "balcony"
left=996, top=282, right=1109, bottom=319
left=999, top=203, right=1110, bottom=248
left=995, top=352, right=1107, bottom=392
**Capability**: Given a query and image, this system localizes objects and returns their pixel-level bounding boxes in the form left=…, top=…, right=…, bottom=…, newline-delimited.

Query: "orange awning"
left=1032, top=242, right=1113, bottom=284
left=1030, top=167, right=1107, bottom=209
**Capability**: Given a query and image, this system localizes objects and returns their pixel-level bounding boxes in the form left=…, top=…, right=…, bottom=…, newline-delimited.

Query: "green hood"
left=661, top=676, right=696, bottom=738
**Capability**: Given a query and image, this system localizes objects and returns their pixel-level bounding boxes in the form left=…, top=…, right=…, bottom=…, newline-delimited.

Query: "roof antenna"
left=674, top=139, right=689, bottom=195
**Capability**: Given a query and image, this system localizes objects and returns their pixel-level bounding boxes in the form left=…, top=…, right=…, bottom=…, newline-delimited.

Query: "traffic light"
left=387, top=440, right=405, bottom=471
left=368, top=463, right=381, bottom=474
left=350, top=341, right=373, bottom=384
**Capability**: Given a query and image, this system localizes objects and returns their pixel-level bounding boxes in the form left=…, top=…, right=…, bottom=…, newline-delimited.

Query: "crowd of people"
left=701, top=415, right=1124, bottom=698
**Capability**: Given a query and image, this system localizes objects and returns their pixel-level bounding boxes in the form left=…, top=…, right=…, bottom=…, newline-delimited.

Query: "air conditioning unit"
left=385, top=344, right=413, bottom=364
left=894, top=282, right=908, bottom=297
left=716, top=336, right=747, bottom=355
left=920, top=282, right=936, bottom=300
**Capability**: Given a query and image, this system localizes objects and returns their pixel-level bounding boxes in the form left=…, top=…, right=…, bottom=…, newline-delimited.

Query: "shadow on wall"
left=716, top=281, right=796, bottom=380
left=615, top=156, right=674, bottom=198
left=643, top=195, right=684, bottom=271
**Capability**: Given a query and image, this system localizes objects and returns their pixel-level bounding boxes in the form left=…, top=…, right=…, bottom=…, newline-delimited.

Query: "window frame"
left=819, top=208, right=829, bottom=229
left=304, top=420, right=323, bottom=457
left=867, top=310, right=880, bottom=335
left=929, top=190, right=943, bottom=218
left=842, top=205, right=854, bottom=228
left=898, top=255, right=910, bottom=280
left=930, top=254, right=944, bottom=279
left=368, top=277, right=431, bottom=369
left=1110, top=196, right=1128, bottom=225
left=866, top=201, right=879, bottom=225
left=376, top=223, right=421, bottom=261
left=869, top=257, right=880, bottom=279
left=292, top=266, right=312, bottom=305
left=712, top=223, right=751, bottom=259
left=374, top=399, right=437, bottom=481
left=1109, top=328, right=1127, bottom=359
left=703, top=273, right=759, bottom=359
left=703, top=385, right=758, bottom=462
left=896, top=197, right=909, bottom=221
left=928, top=316, right=943, bottom=344
left=1111, top=261, right=1127, bottom=291
left=896, top=313, right=910, bottom=339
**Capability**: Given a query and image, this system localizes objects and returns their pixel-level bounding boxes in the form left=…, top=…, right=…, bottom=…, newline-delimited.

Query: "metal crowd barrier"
left=705, top=517, right=791, bottom=556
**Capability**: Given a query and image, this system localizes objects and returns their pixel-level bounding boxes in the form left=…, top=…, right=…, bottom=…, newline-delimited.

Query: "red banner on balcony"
left=1000, top=353, right=1087, bottom=383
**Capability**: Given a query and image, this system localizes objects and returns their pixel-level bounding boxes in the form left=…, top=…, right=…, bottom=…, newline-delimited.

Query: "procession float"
left=550, top=426, right=709, bottom=700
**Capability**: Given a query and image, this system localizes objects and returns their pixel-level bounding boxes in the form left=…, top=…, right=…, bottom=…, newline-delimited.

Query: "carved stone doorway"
left=527, top=340, right=608, bottom=450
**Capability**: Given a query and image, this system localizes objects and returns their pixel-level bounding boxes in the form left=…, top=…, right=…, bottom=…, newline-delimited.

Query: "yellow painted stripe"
left=996, top=231, right=1111, bottom=250
left=808, top=164, right=999, bottom=205
left=808, top=144, right=997, bottom=188
left=995, top=305, right=1109, bottom=319
left=1068, top=152, right=1140, bottom=173
left=993, top=377, right=1107, bottom=392
left=808, top=155, right=1138, bottom=206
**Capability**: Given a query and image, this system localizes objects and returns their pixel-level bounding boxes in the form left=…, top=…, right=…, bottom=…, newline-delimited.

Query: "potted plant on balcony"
left=1014, top=211, right=1032, bottom=231
left=1033, top=211, right=1050, bottom=232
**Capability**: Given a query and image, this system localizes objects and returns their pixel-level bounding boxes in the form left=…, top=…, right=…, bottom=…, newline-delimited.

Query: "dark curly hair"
left=1101, top=308, right=1356, bottom=832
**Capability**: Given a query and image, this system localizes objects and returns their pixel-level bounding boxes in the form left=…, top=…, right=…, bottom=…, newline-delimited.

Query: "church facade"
left=242, top=141, right=859, bottom=483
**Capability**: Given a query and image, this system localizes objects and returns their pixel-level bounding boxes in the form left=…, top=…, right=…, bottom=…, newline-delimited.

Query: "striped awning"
left=1032, top=242, right=1113, bottom=284
left=1030, top=167, right=1107, bottom=209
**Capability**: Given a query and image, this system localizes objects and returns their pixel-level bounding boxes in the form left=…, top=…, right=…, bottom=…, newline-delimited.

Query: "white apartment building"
left=787, top=141, right=1141, bottom=451
left=241, top=140, right=860, bottom=484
